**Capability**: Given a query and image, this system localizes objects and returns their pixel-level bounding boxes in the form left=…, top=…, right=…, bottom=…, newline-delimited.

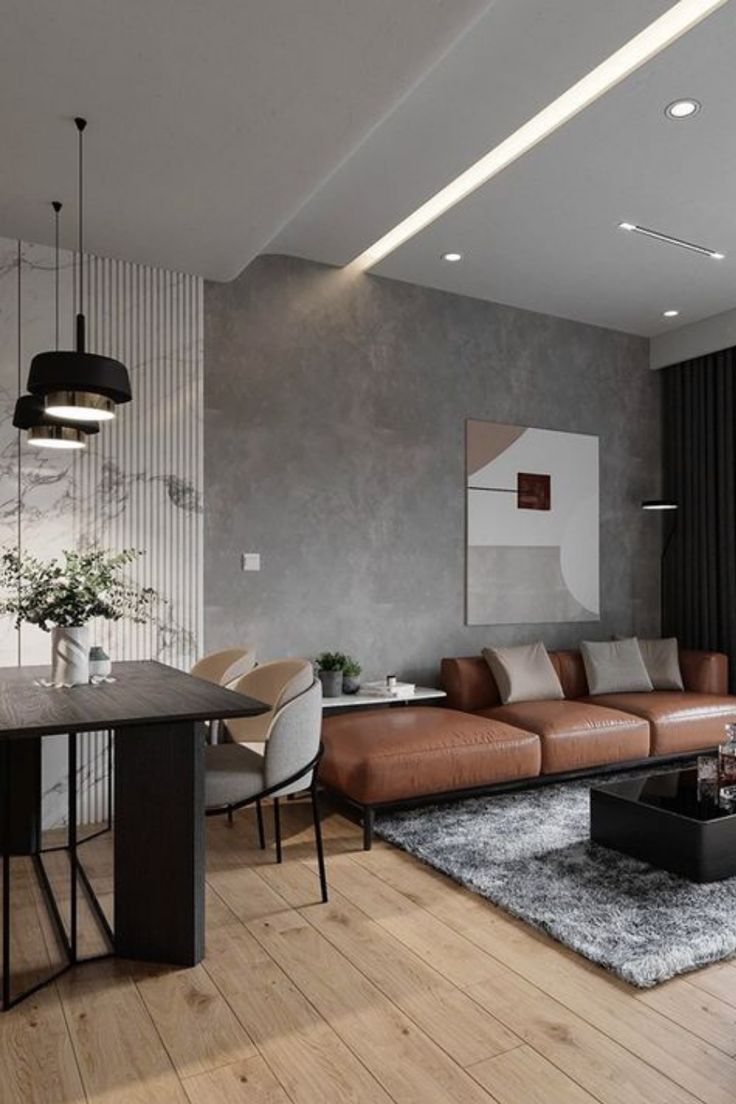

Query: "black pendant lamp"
left=13, top=202, right=99, bottom=451
left=13, top=393, right=99, bottom=450
left=27, top=118, right=131, bottom=423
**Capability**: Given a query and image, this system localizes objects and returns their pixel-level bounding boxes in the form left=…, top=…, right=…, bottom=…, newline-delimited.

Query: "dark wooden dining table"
left=0, top=659, right=268, bottom=1009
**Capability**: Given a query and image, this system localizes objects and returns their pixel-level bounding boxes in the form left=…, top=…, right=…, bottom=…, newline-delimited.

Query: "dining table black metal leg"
left=68, top=732, right=78, bottom=961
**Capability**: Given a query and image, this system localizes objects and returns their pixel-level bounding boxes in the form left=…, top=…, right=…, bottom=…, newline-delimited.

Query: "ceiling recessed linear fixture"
left=347, top=0, right=727, bottom=273
left=618, top=222, right=724, bottom=259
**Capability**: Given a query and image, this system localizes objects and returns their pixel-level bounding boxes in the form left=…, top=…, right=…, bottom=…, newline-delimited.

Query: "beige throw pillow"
left=581, top=638, right=653, bottom=696
left=482, top=642, right=564, bottom=705
left=637, top=637, right=684, bottom=691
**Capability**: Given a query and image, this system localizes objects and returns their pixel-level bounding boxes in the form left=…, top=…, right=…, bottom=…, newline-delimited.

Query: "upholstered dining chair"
left=224, top=658, right=313, bottom=746
left=205, top=678, right=328, bottom=902
left=191, top=647, right=258, bottom=744
left=191, top=646, right=256, bottom=688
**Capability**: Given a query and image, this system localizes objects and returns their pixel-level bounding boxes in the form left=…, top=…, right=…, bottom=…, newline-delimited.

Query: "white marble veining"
left=0, top=237, right=203, bottom=826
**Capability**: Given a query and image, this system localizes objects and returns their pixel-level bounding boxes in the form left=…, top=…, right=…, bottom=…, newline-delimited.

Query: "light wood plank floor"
left=3, top=798, right=736, bottom=1103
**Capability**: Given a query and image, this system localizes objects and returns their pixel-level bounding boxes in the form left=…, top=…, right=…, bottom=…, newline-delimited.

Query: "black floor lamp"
left=642, top=499, right=679, bottom=633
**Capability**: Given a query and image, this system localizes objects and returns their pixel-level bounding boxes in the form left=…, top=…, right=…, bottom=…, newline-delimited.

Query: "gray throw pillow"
left=482, top=642, right=564, bottom=705
left=581, top=638, right=653, bottom=696
left=637, top=637, right=684, bottom=691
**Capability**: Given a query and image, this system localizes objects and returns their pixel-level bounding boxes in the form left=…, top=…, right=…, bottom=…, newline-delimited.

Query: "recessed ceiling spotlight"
left=618, top=221, right=725, bottom=260
left=663, top=309, right=680, bottom=317
left=442, top=252, right=463, bottom=263
left=665, top=98, right=701, bottom=119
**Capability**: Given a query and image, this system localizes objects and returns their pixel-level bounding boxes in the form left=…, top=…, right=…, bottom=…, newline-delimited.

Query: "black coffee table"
left=590, top=767, right=736, bottom=883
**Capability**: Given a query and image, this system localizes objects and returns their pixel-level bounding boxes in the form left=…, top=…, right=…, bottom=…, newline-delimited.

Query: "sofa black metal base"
left=324, top=748, right=707, bottom=850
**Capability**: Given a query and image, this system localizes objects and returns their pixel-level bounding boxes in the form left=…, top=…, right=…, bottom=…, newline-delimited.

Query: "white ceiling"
left=370, top=1, right=736, bottom=338
left=2, top=0, right=734, bottom=338
left=0, top=0, right=489, bottom=280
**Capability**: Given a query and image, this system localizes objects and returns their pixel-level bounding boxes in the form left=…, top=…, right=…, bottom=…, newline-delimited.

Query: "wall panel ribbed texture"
left=73, top=255, right=204, bottom=669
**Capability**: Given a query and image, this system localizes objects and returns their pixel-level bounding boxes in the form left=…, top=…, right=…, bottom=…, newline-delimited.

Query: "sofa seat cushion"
left=320, top=707, right=540, bottom=805
left=586, top=692, right=736, bottom=755
left=479, top=700, right=650, bottom=774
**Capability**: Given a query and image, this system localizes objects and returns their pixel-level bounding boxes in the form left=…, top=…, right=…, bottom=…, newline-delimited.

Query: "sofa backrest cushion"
left=553, top=650, right=589, bottom=700
left=442, top=648, right=729, bottom=711
left=442, top=651, right=586, bottom=711
left=441, top=656, right=500, bottom=712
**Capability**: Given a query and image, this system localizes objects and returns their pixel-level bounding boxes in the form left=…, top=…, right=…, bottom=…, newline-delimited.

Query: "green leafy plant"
left=343, top=656, right=362, bottom=678
left=315, top=651, right=348, bottom=672
left=0, top=547, right=159, bottom=632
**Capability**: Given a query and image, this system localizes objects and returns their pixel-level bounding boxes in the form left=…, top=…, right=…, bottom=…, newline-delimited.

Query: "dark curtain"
left=662, top=346, right=736, bottom=689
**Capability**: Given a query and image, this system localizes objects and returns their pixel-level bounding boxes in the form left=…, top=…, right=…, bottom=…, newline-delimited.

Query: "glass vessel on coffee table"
left=590, top=766, right=736, bottom=883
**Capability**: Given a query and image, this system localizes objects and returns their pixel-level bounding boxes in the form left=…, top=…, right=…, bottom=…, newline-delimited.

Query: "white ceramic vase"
left=51, top=625, right=90, bottom=687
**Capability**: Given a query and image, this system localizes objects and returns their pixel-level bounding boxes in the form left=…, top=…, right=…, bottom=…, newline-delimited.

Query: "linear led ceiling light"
left=618, top=221, right=724, bottom=259
left=348, top=0, right=727, bottom=272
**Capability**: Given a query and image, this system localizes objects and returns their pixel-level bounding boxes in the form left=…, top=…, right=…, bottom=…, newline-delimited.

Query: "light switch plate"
left=241, top=553, right=261, bottom=572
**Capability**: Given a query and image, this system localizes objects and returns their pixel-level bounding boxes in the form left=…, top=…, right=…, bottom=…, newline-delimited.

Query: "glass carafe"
left=718, top=724, right=736, bottom=787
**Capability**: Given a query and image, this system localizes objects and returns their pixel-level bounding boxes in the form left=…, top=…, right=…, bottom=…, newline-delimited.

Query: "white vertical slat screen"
left=73, top=256, right=204, bottom=670
left=73, top=256, right=204, bottom=825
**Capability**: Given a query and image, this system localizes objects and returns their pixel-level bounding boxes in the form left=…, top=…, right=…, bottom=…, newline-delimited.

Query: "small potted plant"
left=315, top=651, right=347, bottom=698
left=0, top=546, right=158, bottom=686
left=342, top=656, right=362, bottom=695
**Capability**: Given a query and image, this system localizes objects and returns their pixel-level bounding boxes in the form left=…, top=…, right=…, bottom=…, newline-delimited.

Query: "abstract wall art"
left=466, top=419, right=599, bottom=625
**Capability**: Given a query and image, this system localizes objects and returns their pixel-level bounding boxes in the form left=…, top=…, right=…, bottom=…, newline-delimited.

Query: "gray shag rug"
left=375, top=769, right=736, bottom=987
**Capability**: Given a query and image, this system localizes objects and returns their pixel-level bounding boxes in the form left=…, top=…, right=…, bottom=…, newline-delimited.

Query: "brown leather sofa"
left=320, top=649, right=736, bottom=848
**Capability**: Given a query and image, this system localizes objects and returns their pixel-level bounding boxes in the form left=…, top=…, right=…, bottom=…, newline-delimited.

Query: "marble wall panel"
left=0, top=237, right=203, bottom=825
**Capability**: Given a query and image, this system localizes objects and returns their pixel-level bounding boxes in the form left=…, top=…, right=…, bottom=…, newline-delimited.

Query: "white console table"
left=321, top=687, right=446, bottom=710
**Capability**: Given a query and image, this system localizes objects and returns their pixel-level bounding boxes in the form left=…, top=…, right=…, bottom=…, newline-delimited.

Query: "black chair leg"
left=311, top=783, right=328, bottom=903
left=273, top=797, right=282, bottom=864
left=256, top=799, right=266, bottom=850
left=227, top=806, right=233, bottom=826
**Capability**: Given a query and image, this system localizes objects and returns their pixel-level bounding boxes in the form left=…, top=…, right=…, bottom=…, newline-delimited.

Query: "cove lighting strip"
left=619, top=222, right=724, bottom=259
left=348, top=0, right=727, bottom=272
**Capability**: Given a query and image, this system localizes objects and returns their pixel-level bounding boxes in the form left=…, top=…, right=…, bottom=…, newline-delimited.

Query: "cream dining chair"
left=206, top=678, right=327, bottom=902
left=191, top=647, right=257, bottom=745
left=222, top=658, right=314, bottom=852
left=224, top=659, right=313, bottom=746
left=190, top=646, right=257, bottom=688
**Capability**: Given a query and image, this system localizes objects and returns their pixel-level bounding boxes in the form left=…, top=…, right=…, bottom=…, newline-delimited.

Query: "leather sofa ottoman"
left=586, top=692, right=736, bottom=755
left=320, top=706, right=540, bottom=848
left=478, top=699, right=650, bottom=773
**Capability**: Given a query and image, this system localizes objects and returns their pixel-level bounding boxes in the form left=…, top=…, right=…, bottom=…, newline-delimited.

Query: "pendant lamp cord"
left=52, top=201, right=62, bottom=350
left=74, top=117, right=87, bottom=353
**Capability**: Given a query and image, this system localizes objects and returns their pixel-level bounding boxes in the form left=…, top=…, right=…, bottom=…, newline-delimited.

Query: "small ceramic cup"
left=89, top=645, right=112, bottom=679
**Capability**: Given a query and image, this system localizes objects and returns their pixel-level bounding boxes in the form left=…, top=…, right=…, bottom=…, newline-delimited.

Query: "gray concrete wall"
left=204, top=255, right=661, bottom=685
